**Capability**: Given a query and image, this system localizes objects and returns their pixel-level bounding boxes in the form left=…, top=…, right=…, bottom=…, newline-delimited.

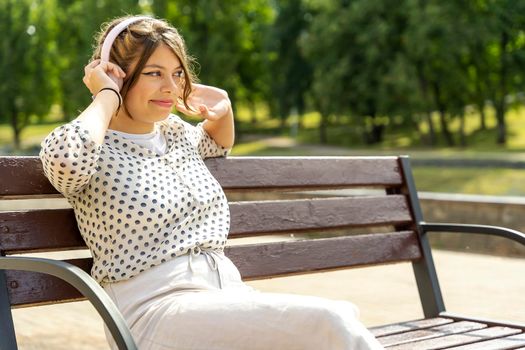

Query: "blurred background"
left=2, top=1, right=525, bottom=348
left=2, top=0, right=525, bottom=196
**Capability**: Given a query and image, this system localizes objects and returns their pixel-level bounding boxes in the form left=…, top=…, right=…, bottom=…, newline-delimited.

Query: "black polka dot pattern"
left=39, top=114, right=231, bottom=284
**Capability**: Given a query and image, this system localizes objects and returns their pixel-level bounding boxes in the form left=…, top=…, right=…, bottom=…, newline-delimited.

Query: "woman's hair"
left=91, top=16, right=197, bottom=109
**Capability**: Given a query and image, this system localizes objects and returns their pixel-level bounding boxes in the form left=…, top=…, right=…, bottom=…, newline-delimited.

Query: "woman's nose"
left=161, top=75, right=180, bottom=93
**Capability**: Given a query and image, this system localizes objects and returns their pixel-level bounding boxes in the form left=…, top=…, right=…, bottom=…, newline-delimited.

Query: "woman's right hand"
left=82, top=59, right=126, bottom=95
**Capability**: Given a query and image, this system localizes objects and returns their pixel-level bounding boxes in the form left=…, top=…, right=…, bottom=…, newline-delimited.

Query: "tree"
left=55, top=0, right=141, bottom=120
left=158, top=1, right=274, bottom=110
left=269, top=0, right=313, bottom=130
left=485, top=0, right=525, bottom=144
left=302, top=0, right=409, bottom=144
left=0, top=0, right=60, bottom=149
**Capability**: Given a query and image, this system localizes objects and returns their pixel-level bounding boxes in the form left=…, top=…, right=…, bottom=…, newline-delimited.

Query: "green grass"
left=412, top=167, right=525, bottom=196
left=0, top=122, right=62, bottom=145
left=235, top=103, right=525, bottom=152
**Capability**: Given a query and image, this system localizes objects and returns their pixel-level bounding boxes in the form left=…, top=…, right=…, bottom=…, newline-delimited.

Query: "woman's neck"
left=108, top=110, right=155, bottom=134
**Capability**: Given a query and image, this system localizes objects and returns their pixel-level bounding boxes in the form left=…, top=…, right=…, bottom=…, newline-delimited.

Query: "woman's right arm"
left=39, top=61, right=125, bottom=196
left=77, top=60, right=126, bottom=146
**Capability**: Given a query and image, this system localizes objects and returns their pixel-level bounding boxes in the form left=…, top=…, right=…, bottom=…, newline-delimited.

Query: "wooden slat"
left=445, top=332, right=525, bottom=350
left=370, top=318, right=455, bottom=337
left=378, top=321, right=487, bottom=347
left=6, top=258, right=91, bottom=307
left=387, top=327, right=523, bottom=350
left=229, top=195, right=412, bottom=236
left=0, top=156, right=404, bottom=197
left=0, top=209, right=85, bottom=253
left=7, top=232, right=420, bottom=307
left=1, top=195, right=413, bottom=253
left=0, top=157, right=56, bottom=197
left=440, top=312, right=525, bottom=331
left=226, top=231, right=421, bottom=280
left=207, top=157, right=403, bottom=189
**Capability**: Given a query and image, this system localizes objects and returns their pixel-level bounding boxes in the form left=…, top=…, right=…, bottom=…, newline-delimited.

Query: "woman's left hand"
left=175, top=84, right=232, bottom=121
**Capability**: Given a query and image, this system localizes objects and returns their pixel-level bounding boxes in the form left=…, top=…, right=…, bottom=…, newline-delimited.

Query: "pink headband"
left=100, top=16, right=151, bottom=63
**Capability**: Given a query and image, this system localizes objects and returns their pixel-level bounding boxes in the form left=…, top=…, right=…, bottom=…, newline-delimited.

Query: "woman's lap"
left=132, top=289, right=379, bottom=350
left=103, top=252, right=383, bottom=350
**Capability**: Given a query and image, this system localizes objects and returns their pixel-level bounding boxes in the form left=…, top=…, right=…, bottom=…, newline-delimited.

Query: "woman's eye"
left=174, top=71, right=184, bottom=78
left=143, top=71, right=161, bottom=77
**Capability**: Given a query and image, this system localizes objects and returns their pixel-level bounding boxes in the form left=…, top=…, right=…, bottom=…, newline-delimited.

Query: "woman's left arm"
left=202, top=107, right=235, bottom=149
left=176, top=83, right=235, bottom=149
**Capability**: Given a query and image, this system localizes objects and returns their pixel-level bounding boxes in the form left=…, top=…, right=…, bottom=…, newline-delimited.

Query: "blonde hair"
left=91, top=16, right=196, bottom=109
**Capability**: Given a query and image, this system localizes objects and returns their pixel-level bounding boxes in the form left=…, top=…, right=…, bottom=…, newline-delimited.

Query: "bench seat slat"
left=226, top=231, right=421, bottom=280
left=6, top=231, right=420, bottom=307
left=370, top=318, right=455, bottom=337
left=0, top=157, right=403, bottom=197
left=444, top=332, right=525, bottom=350
left=377, top=321, right=487, bottom=347
left=0, top=196, right=412, bottom=253
left=386, top=326, right=523, bottom=350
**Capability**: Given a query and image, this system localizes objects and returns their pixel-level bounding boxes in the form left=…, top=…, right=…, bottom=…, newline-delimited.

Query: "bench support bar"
left=0, top=256, right=137, bottom=350
left=400, top=157, right=446, bottom=317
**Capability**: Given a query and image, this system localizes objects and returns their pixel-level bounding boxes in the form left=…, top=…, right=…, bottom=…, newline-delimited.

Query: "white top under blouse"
left=110, top=126, right=167, bottom=155
left=39, top=114, right=231, bottom=284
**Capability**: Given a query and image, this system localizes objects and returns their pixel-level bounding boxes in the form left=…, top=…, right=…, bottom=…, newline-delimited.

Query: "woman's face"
left=122, top=43, right=184, bottom=125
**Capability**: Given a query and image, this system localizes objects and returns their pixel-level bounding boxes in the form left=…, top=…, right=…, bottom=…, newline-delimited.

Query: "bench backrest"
left=0, top=156, right=442, bottom=316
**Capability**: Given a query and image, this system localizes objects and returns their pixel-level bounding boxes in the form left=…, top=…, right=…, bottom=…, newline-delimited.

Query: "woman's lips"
left=151, top=99, right=174, bottom=108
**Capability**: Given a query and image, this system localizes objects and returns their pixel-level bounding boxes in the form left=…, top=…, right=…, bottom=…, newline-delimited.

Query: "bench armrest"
left=419, top=222, right=525, bottom=247
left=0, top=256, right=137, bottom=350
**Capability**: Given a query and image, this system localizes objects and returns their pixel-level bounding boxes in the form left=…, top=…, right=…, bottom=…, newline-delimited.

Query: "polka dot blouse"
left=39, top=114, right=232, bottom=284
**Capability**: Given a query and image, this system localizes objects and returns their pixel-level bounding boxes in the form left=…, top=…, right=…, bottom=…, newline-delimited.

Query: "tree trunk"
left=495, top=31, right=509, bottom=145
left=371, top=123, right=385, bottom=144
left=458, top=113, right=466, bottom=147
left=425, top=111, right=436, bottom=145
left=319, top=113, right=328, bottom=144
left=432, top=82, right=454, bottom=146
left=363, top=114, right=384, bottom=145
left=477, top=101, right=487, bottom=130
left=297, top=94, right=305, bottom=129
left=8, top=103, right=21, bottom=150
left=495, top=103, right=506, bottom=144
left=415, top=61, right=435, bottom=145
left=249, top=98, right=257, bottom=125
left=438, top=110, right=454, bottom=146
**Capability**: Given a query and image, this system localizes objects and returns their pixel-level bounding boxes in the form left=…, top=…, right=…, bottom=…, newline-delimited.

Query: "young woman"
left=40, top=15, right=383, bottom=350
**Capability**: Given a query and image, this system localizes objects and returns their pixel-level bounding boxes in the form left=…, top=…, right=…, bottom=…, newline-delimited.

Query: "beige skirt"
left=102, top=248, right=383, bottom=350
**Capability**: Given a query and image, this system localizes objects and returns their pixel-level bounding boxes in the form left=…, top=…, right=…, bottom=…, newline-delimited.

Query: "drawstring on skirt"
left=188, top=246, right=224, bottom=289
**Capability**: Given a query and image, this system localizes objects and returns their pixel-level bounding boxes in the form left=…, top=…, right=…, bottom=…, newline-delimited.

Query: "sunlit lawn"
left=412, top=167, right=525, bottom=196
left=235, top=103, right=525, bottom=153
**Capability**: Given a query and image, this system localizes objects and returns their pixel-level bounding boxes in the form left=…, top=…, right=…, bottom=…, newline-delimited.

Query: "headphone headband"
left=100, top=16, right=151, bottom=63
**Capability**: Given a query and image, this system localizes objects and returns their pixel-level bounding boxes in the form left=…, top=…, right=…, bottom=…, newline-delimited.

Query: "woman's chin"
left=151, top=111, right=171, bottom=122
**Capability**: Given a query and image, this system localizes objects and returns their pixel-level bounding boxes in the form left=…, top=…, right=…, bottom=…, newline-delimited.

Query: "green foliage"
left=156, top=0, right=275, bottom=113
left=0, top=0, right=60, bottom=147
left=269, top=0, right=313, bottom=122
left=3, top=0, right=525, bottom=152
left=54, top=0, right=141, bottom=119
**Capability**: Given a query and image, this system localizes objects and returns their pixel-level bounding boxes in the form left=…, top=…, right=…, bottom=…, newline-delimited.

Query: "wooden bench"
left=1, top=155, right=525, bottom=349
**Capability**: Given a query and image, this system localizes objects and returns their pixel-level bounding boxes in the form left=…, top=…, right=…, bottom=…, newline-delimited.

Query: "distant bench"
left=1, top=155, right=525, bottom=349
